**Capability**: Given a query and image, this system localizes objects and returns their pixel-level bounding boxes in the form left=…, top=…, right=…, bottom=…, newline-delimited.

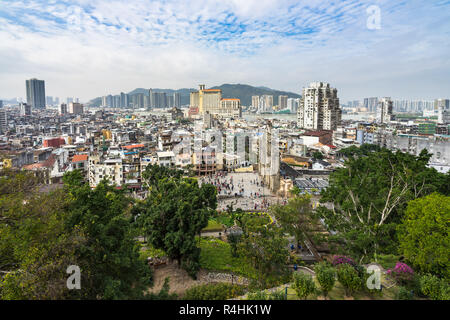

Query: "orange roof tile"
left=72, top=154, right=88, bottom=162
left=202, top=89, right=221, bottom=92
left=122, top=144, right=145, bottom=150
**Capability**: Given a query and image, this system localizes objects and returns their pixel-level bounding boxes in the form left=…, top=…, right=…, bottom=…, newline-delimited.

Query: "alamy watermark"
left=66, top=265, right=81, bottom=290
left=367, top=5, right=381, bottom=30
left=366, top=264, right=381, bottom=290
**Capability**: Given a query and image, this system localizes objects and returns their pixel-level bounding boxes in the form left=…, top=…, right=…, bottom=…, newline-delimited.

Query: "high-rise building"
left=278, top=95, right=288, bottom=109
left=297, top=82, right=341, bottom=130
left=113, top=95, right=121, bottom=108
left=69, top=102, right=84, bottom=115
left=167, top=95, right=174, bottom=108
left=54, top=97, right=60, bottom=105
left=20, top=102, right=32, bottom=116
left=174, top=92, right=181, bottom=108
left=252, top=96, right=259, bottom=109
left=0, top=109, right=7, bottom=134
left=376, top=97, right=393, bottom=124
left=149, top=89, right=155, bottom=108
left=26, top=78, right=46, bottom=109
left=59, top=103, right=68, bottom=115
left=263, top=95, right=273, bottom=111
left=435, top=99, right=450, bottom=124
left=67, top=97, right=74, bottom=105
left=120, top=92, right=129, bottom=108
left=287, top=98, right=298, bottom=113
left=46, top=96, right=53, bottom=106
left=0, top=100, right=3, bottom=108
left=219, top=99, right=242, bottom=118
left=190, top=85, right=221, bottom=114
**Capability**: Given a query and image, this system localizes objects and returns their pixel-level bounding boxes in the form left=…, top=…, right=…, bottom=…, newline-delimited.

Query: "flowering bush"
left=387, top=262, right=415, bottom=286
left=332, top=255, right=356, bottom=267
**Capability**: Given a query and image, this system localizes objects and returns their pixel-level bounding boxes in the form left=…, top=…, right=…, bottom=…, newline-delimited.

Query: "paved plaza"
left=199, top=172, right=286, bottom=212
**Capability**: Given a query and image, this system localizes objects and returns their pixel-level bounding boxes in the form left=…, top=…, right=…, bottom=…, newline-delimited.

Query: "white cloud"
left=0, top=0, right=449, bottom=102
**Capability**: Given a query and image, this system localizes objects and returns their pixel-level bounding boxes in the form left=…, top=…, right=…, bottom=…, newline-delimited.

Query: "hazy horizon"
left=1, top=0, right=449, bottom=102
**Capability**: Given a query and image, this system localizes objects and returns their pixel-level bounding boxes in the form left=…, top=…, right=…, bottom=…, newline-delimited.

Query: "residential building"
left=297, top=82, right=341, bottom=131
left=377, top=97, right=393, bottom=124
left=26, top=78, right=46, bottom=109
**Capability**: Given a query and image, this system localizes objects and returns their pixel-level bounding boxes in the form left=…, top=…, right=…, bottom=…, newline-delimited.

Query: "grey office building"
left=26, top=78, right=46, bottom=109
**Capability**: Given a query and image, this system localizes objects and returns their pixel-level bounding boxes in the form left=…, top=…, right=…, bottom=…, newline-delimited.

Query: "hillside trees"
left=316, top=148, right=448, bottom=263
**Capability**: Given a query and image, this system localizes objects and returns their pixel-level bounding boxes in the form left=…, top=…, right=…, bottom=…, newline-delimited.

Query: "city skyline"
left=1, top=0, right=449, bottom=102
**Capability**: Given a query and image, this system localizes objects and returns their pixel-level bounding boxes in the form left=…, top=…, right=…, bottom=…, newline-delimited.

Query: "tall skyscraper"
left=0, top=109, right=7, bottom=134
left=297, top=82, right=341, bottom=130
left=252, top=96, right=259, bottom=109
left=174, top=92, right=181, bottom=108
left=278, top=95, right=288, bottom=109
left=287, top=98, right=298, bottom=113
left=59, top=103, right=68, bottom=115
left=263, top=95, right=273, bottom=111
left=376, top=97, right=393, bottom=124
left=0, top=100, right=3, bottom=108
left=120, top=92, right=129, bottom=108
left=26, top=78, right=46, bottom=109
left=69, top=102, right=84, bottom=115
left=46, top=96, right=53, bottom=106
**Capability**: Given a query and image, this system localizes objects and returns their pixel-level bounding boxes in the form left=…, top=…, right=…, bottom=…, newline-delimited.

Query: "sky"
left=0, top=0, right=449, bottom=103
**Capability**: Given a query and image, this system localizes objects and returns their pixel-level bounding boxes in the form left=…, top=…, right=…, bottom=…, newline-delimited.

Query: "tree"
left=137, top=165, right=217, bottom=278
left=398, top=193, right=450, bottom=279
left=292, top=273, right=316, bottom=299
left=336, top=264, right=362, bottom=297
left=0, top=170, right=85, bottom=300
left=312, top=151, right=323, bottom=160
left=316, top=148, right=449, bottom=263
left=270, top=193, right=317, bottom=250
left=419, top=274, right=449, bottom=300
left=237, top=223, right=290, bottom=289
left=314, top=262, right=336, bottom=298
left=63, top=170, right=152, bottom=299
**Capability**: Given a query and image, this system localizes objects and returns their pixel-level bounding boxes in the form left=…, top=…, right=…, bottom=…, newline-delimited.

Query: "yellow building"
left=190, top=84, right=222, bottom=114
left=102, top=129, right=112, bottom=140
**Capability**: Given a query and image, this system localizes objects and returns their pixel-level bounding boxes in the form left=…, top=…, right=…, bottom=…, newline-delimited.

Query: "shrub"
left=247, top=290, right=268, bottom=300
left=183, top=283, right=245, bottom=300
left=387, top=262, right=415, bottom=287
left=420, top=275, right=450, bottom=300
left=267, top=290, right=286, bottom=300
left=292, top=273, right=316, bottom=299
left=314, top=262, right=336, bottom=298
left=336, top=264, right=362, bottom=296
left=332, top=255, right=356, bottom=267
left=396, top=286, right=414, bottom=300
left=247, top=289, right=286, bottom=300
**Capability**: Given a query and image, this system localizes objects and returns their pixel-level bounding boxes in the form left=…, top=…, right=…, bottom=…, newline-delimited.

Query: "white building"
left=376, top=97, right=393, bottom=124
left=297, top=82, right=341, bottom=130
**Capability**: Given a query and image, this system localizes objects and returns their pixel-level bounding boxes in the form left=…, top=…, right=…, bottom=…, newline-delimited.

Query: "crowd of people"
left=199, top=172, right=280, bottom=212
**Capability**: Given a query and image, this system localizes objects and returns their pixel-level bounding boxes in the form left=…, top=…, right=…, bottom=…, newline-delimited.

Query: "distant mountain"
left=211, top=84, right=301, bottom=107
left=86, top=84, right=301, bottom=107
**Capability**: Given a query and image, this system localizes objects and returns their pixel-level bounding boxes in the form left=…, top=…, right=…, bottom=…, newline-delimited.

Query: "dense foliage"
left=136, top=165, right=217, bottom=278
left=0, top=169, right=152, bottom=300
left=292, top=272, right=316, bottom=299
left=314, top=262, right=336, bottom=298
left=336, top=264, right=362, bottom=296
left=317, top=148, right=449, bottom=263
left=398, top=193, right=450, bottom=279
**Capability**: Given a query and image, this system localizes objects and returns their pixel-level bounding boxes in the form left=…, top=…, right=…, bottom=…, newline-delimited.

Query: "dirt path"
left=148, top=262, right=209, bottom=297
